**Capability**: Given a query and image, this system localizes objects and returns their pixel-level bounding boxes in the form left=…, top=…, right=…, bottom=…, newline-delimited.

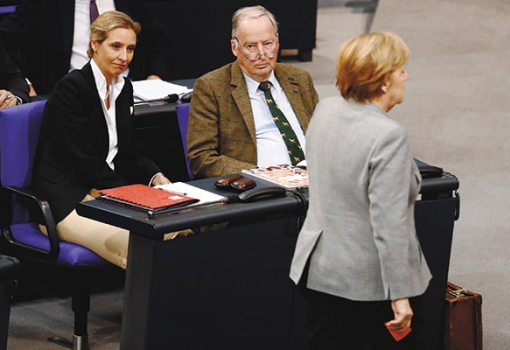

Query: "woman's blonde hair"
left=87, top=11, right=141, bottom=58
left=336, top=32, right=409, bottom=103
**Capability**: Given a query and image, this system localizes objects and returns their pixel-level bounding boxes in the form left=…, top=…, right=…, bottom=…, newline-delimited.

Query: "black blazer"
left=0, top=43, right=29, bottom=103
left=33, top=62, right=161, bottom=223
left=0, top=0, right=172, bottom=95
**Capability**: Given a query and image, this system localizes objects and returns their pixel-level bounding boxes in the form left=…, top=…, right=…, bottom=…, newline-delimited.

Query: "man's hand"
left=386, top=298, right=413, bottom=331
left=0, top=90, right=18, bottom=110
left=151, top=172, right=171, bottom=186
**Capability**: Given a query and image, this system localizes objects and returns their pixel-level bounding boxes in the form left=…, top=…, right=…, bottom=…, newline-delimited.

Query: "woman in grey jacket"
left=289, top=32, right=431, bottom=349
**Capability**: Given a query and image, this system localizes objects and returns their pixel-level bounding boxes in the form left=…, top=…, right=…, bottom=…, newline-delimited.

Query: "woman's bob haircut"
left=336, top=32, right=409, bottom=103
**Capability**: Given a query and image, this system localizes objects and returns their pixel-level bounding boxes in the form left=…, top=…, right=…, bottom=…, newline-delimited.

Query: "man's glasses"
left=234, top=37, right=278, bottom=61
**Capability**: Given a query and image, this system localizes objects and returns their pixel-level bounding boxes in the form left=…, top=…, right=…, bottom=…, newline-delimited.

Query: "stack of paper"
left=132, top=80, right=192, bottom=101
left=155, top=182, right=227, bottom=208
left=242, top=165, right=309, bottom=189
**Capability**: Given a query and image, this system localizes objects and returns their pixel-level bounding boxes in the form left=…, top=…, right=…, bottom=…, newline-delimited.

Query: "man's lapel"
left=230, top=62, right=256, bottom=144
left=275, top=64, right=309, bottom=131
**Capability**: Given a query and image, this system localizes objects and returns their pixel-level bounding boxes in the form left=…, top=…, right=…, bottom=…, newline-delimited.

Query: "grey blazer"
left=289, top=97, right=431, bottom=301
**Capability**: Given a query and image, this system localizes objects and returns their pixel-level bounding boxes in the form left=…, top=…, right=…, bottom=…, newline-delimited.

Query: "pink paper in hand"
left=385, top=323, right=412, bottom=342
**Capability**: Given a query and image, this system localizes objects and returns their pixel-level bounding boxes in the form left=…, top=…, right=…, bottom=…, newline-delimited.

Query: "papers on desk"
left=132, top=80, right=193, bottom=101
left=155, top=182, right=227, bottom=209
left=242, top=165, right=309, bottom=189
left=99, top=182, right=226, bottom=218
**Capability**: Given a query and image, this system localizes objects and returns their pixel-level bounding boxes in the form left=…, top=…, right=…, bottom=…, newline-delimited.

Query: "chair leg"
left=72, top=280, right=90, bottom=350
left=48, top=277, right=90, bottom=350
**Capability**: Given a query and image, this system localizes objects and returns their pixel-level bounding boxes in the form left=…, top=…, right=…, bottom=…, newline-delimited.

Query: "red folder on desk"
left=99, top=184, right=199, bottom=211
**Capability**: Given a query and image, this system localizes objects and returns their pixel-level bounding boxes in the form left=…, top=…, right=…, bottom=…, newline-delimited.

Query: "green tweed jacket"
left=188, top=61, right=319, bottom=179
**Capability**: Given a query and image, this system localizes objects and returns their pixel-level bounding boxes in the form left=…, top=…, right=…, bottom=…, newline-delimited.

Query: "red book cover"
left=99, top=184, right=199, bottom=211
left=385, top=324, right=412, bottom=342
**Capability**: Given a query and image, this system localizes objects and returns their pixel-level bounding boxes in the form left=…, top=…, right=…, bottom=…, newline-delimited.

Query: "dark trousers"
left=300, top=285, right=422, bottom=350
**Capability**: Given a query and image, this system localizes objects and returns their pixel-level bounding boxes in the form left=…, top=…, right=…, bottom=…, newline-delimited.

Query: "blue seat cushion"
left=10, top=223, right=111, bottom=268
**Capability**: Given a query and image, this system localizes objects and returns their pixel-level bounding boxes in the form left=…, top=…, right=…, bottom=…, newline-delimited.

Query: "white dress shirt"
left=90, top=59, right=125, bottom=170
left=244, top=71, right=306, bottom=167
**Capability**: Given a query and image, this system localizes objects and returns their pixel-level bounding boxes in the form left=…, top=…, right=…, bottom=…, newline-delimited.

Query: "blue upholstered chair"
left=0, top=101, right=118, bottom=350
left=175, top=103, right=193, bottom=181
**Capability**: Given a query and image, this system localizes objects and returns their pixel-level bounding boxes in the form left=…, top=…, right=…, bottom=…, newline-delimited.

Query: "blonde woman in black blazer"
left=33, top=11, right=170, bottom=269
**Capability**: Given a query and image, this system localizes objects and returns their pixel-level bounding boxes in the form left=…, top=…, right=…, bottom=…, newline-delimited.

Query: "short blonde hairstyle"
left=87, top=11, right=141, bottom=58
left=231, top=5, right=278, bottom=39
left=336, top=32, right=409, bottom=103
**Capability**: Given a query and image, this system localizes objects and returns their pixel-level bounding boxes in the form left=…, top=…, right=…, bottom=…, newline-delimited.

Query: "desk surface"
left=77, top=172, right=458, bottom=239
left=77, top=177, right=304, bottom=239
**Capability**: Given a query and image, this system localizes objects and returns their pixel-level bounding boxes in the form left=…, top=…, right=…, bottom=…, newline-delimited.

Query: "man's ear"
left=231, top=39, right=238, bottom=57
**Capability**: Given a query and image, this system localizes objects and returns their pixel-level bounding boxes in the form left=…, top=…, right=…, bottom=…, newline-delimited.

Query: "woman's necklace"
left=105, top=85, right=111, bottom=110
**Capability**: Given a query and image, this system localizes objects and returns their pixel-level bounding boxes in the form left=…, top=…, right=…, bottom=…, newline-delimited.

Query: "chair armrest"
left=0, top=186, right=61, bottom=260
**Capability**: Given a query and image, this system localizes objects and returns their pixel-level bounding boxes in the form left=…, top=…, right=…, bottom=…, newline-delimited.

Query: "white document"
left=155, top=182, right=227, bottom=208
left=132, top=80, right=192, bottom=101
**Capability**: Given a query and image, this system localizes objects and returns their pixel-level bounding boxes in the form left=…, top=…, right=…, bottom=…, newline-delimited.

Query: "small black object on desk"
left=180, top=91, right=193, bottom=103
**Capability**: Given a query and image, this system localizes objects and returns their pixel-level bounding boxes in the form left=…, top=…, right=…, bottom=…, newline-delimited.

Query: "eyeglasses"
left=234, top=37, right=278, bottom=61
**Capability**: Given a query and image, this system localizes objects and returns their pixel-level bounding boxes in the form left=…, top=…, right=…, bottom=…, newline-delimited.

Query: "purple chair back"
left=0, top=101, right=46, bottom=189
left=175, top=103, right=193, bottom=180
left=0, top=101, right=110, bottom=268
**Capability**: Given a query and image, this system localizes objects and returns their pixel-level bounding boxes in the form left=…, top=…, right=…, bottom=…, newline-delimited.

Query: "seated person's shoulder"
left=193, top=63, right=237, bottom=96
left=50, top=69, right=89, bottom=98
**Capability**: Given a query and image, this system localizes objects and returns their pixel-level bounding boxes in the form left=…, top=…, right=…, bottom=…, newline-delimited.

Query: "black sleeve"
left=0, top=44, right=29, bottom=102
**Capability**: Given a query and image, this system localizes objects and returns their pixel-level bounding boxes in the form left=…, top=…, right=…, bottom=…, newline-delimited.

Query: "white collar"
left=243, top=71, right=279, bottom=95
left=90, top=58, right=125, bottom=100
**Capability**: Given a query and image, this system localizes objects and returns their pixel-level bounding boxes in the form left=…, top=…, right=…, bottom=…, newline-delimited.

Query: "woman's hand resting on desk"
left=151, top=172, right=171, bottom=186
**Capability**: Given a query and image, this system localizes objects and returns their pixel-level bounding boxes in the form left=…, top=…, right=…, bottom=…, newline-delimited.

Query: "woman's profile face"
left=91, top=27, right=136, bottom=83
left=384, top=65, right=409, bottom=108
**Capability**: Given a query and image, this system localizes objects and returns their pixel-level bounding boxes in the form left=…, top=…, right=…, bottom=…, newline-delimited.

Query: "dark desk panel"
left=77, top=173, right=459, bottom=350
left=134, top=102, right=190, bottom=182
left=125, top=217, right=301, bottom=350
left=78, top=178, right=306, bottom=350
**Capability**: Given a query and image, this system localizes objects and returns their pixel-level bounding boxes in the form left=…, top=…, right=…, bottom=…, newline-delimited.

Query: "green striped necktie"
left=258, top=81, right=305, bottom=165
